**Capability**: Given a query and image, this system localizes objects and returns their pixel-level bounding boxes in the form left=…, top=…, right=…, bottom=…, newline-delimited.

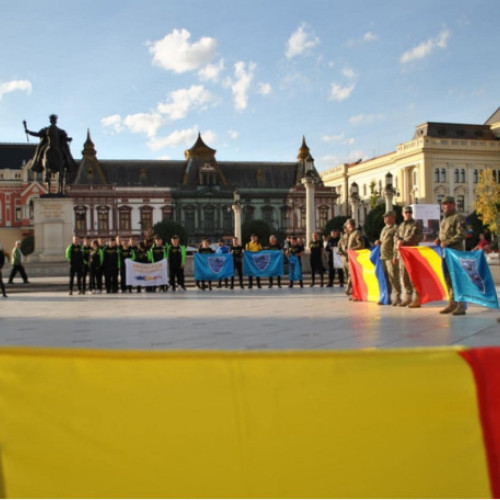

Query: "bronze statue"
left=23, top=114, right=76, bottom=195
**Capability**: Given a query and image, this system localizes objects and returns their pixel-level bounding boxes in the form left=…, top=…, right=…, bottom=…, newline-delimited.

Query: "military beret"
left=403, top=205, right=413, bottom=213
left=441, top=196, right=455, bottom=204
left=383, top=210, right=395, bottom=217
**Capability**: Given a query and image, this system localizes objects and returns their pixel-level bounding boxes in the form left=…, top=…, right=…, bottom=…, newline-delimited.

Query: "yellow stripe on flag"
left=0, top=347, right=491, bottom=499
left=356, top=249, right=381, bottom=302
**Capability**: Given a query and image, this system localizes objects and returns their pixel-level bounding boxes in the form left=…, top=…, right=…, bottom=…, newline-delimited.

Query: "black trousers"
left=169, top=265, right=185, bottom=289
left=104, top=268, right=119, bottom=293
left=69, top=265, right=83, bottom=292
left=0, top=270, right=6, bottom=296
left=231, top=260, right=244, bottom=287
left=8, top=265, right=28, bottom=283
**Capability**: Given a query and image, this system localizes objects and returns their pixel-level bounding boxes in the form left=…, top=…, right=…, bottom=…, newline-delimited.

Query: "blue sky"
left=1, top=0, right=499, bottom=171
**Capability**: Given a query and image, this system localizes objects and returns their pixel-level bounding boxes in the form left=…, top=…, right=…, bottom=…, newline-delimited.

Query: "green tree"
left=152, top=219, right=188, bottom=246
left=241, top=220, right=272, bottom=245
left=363, top=205, right=403, bottom=244
left=21, top=235, right=34, bottom=256
left=323, top=216, right=349, bottom=235
left=474, top=168, right=500, bottom=235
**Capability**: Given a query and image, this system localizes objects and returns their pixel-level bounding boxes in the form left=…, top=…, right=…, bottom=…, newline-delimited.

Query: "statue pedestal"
left=32, top=196, right=73, bottom=262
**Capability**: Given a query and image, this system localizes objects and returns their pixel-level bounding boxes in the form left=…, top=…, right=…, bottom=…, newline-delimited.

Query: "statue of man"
left=24, top=114, right=76, bottom=194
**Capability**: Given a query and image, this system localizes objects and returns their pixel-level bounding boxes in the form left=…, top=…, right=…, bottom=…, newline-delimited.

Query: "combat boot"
left=408, top=297, right=421, bottom=309
left=439, top=302, right=456, bottom=314
left=391, top=295, right=401, bottom=306
left=399, top=298, right=411, bottom=307
left=452, top=303, right=466, bottom=316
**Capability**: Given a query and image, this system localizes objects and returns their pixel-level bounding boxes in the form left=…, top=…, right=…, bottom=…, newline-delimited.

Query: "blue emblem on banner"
left=253, top=253, right=270, bottom=271
left=207, top=256, right=225, bottom=275
left=459, top=257, right=486, bottom=294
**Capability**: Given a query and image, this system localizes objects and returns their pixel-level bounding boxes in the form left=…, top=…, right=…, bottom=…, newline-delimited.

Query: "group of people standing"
left=65, top=235, right=187, bottom=295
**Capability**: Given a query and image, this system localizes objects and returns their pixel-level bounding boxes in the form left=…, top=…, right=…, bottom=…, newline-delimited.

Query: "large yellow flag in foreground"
left=0, top=347, right=493, bottom=498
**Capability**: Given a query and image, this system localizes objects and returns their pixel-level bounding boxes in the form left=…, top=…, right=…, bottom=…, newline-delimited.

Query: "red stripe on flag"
left=461, top=348, right=500, bottom=499
left=348, top=251, right=368, bottom=301
left=400, top=247, right=447, bottom=304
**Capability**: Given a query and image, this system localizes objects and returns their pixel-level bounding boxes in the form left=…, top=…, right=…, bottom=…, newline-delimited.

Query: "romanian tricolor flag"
left=0, top=347, right=499, bottom=498
left=399, top=245, right=449, bottom=304
left=348, top=245, right=390, bottom=304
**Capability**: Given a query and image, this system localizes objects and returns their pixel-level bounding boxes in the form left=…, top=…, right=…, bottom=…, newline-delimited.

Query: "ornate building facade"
left=321, top=107, right=500, bottom=225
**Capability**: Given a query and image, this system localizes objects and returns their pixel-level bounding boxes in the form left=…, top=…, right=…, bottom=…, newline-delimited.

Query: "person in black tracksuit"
left=286, top=236, right=304, bottom=288
left=65, top=236, right=84, bottom=295
left=325, top=229, right=344, bottom=287
left=118, top=238, right=135, bottom=293
left=103, top=238, right=119, bottom=294
left=167, top=235, right=186, bottom=291
left=230, top=236, right=244, bottom=289
left=264, top=235, right=282, bottom=288
left=82, top=237, right=92, bottom=294
left=134, top=241, right=151, bottom=293
left=198, top=239, right=214, bottom=290
left=88, top=240, right=103, bottom=294
left=309, top=232, right=325, bottom=287
left=149, top=237, right=167, bottom=292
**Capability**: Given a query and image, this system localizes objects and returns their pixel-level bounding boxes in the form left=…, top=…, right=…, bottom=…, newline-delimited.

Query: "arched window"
left=318, top=206, right=329, bottom=230
left=434, top=169, right=440, bottom=183
left=74, top=206, right=87, bottom=232
left=140, top=206, right=153, bottom=233
left=96, top=206, right=109, bottom=233
left=118, top=206, right=132, bottom=232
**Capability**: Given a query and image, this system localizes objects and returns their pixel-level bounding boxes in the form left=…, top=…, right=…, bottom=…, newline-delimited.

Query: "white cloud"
left=228, top=61, right=256, bottom=111
left=257, top=82, right=272, bottom=95
left=198, top=59, right=224, bottom=82
left=228, top=129, right=239, bottom=140
left=348, top=113, right=384, bottom=125
left=157, top=85, right=216, bottom=120
left=400, top=28, right=450, bottom=64
left=322, top=133, right=355, bottom=145
left=100, top=114, right=124, bottom=134
left=148, top=126, right=216, bottom=151
left=328, top=82, right=355, bottom=101
left=346, top=31, right=379, bottom=47
left=148, top=28, right=217, bottom=73
left=285, top=23, right=320, bottom=59
left=123, top=112, right=164, bottom=137
left=363, top=32, right=378, bottom=42
left=342, top=67, right=357, bottom=79
left=0, top=79, right=32, bottom=100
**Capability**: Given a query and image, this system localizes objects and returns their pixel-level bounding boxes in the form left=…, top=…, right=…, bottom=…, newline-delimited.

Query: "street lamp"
left=383, top=171, right=397, bottom=212
left=350, top=182, right=361, bottom=226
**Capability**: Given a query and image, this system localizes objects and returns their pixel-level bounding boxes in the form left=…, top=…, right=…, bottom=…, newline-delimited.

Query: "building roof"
left=413, top=122, right=497, bottom=141
left=485, top=106, right=500, bottom=126
left=0, top=143, right=37, bottom=169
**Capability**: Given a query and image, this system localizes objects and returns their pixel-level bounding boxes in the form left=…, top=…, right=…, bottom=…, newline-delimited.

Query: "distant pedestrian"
left=0, top=243, right=7, bottom=298
left=65, top=236, right=84, bottom=295
left=8, top=240, right=29, bottom=284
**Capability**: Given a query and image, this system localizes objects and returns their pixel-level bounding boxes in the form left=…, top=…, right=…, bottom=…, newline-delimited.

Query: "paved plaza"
left=0, top=279, right=499, bottom=350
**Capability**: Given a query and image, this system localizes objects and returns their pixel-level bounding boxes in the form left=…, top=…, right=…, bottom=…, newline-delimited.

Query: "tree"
left=241, top=220, right=272, bottom=245
left=363, top=204, right=403, bottom=244
left=323, top=216, right=349, bottom=235
left=474, top=168, right=500, bottom=235
left=152, top=219, right=188, bottom=246
left=21, top=235, right=34, bottom=256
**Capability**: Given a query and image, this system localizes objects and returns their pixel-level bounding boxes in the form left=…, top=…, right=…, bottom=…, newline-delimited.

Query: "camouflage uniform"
left=438, top=200, right=466, bottom=314
left=337, top=230, right=350, bottom=293
left=379, top=221, right=401, bottom=305
left=396, top=216, right=423, bottom=306
left=345, top=226, right=365, bottom=297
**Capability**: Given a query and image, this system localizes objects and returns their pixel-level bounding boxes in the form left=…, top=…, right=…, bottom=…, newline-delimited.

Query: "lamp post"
left=301, top=156, right=316, bottom=249
left=231, top=189, right=242, bottom=243
left=383, top=171, right=396, bottom=213
left=349, top=182, right=360, bottom=226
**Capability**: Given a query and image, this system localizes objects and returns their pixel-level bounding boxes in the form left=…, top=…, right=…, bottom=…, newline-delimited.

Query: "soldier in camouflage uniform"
left=435, top=196, right=467, bottom=315
left=395, top=206, right=423, bottom=308
left=375, top=210, right=401, bottom=306
left=337, top=224, right=350, bottom=294
left=345, top=218, right=365, bottom=300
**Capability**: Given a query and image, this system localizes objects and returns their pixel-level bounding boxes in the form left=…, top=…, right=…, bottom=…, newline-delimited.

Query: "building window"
left=15, top=207, right=22, bottom=221
left=319, top=206, right=329, bottom=229
left=280, top=206, right=289, bottom=229
left=300, top=207, right=306, bottom=229
left=161, top=205, right=172, bottom=220
left=140, top=206, right=153, bottom=233
left=118, top=206, right=132, bottom=232
left=454, top=169, right=459, bottom=183
left=461, top=169, right=465, bottom=183
left=456, top=195, right=465, bottom=213
left=434, top=169, right=440, bottom=183
left=474, top=169, right=478, bottom=183
left=184, top=207, right=195, bottom=233
left=262, top=206, right=273, bottom=227
left=223, top=208, right=232, bottom=232
left=97, top=206, right=109, bottom=233
left=29, top=199, right=34, bottom=220
left=244, top=206, right=255, bottom=224
left=437, top=194, right=444, bottom=205
left=441, top=168, right=447, bottom=183
left=203, top=206, right=215, bottom=231
left=75, top=206, right=87, bottom=232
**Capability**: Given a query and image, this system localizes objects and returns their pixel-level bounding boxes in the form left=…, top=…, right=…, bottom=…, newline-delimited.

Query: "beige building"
left=321, top=107, right=500, bottom=224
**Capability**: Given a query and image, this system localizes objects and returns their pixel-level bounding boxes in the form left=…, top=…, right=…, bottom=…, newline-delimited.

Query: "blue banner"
left=194, top=253, right=234, bottom=281
left=243, top=250, right=284, bottom=277
left=288, top=254, right=302, bottom=282
left=444, top=248, right=499, bottom=309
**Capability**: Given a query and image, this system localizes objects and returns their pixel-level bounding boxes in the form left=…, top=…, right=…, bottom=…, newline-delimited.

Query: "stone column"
left=232, top=190, right=242, bottom=243
left=301, top=175, right=315, bottom=249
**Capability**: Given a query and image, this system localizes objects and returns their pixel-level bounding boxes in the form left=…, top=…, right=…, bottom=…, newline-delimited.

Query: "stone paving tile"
left=0, top=287, right=498, bottom=350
